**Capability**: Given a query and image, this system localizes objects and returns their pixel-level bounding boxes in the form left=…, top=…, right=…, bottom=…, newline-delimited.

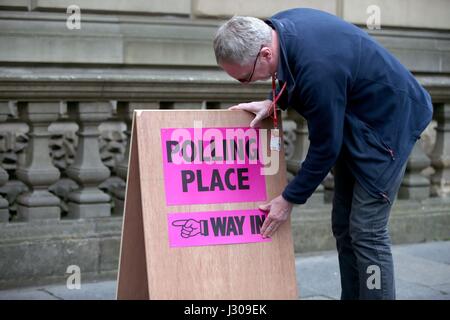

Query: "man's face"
left=220, top=47, right=274, bottom=84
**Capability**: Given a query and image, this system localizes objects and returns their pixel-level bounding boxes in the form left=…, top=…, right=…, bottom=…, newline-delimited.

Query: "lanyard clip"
left=270, top=128, right=281, bottom=151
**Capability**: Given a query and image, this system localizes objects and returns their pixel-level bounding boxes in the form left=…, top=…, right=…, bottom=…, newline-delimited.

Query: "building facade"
left=0, top=0, right=449, bottom=288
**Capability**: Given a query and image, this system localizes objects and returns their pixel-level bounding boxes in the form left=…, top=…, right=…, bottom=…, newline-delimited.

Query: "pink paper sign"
left=160, top=127, right=267, bottom=206
left=167, top=209, right=271, bottom=248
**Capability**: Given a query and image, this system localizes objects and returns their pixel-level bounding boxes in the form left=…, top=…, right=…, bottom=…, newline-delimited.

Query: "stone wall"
left=2, top=0, right=449, bottom=30
left=0, top=0, right=449, bottom=288
left=0, top=0, right=449, bottom=69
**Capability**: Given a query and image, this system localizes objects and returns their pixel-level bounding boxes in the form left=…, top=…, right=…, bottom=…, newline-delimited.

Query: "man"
left=213, top=8, right=433, bottom=300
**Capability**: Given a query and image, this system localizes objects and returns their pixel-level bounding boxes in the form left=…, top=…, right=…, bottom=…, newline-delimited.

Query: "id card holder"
left=270, top=128, right=281, bottom=151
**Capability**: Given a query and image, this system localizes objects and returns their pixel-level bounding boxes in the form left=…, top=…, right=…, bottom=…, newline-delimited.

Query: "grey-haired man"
left=213, top=9, right=432, bottom=300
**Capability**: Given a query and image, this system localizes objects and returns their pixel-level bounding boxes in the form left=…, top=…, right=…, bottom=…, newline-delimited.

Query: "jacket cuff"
left=282, top=188, right=307, bottom=205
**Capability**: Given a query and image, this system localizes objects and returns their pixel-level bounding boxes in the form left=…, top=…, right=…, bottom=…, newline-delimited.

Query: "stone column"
left=16, top=102, right=61, bottom=221
left=66, top=102, right=112, bottom=219
left=430, top=103, right=450, bottom=198
left=323, top=172, right=335, bottom=204
left=113, top=102, right=158, bottom=215
left=0, top=102, right=10, bottom=222
left=113, top=102, right=134, bottom=216
left=0, top=166, right=8, bottom=222
left=398, top=139, right=431, bottom=200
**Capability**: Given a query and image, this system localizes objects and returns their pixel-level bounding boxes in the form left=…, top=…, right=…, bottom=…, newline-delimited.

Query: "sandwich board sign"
left=116, top=110, right=298, bottom=299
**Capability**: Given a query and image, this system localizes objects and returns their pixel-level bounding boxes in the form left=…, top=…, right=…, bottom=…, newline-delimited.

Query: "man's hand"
left=259, top=195, right=294, bottom=238
left=229, top=99, right=272, bottom=128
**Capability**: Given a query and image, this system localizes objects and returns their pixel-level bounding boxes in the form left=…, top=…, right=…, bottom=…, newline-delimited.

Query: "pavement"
left=0, top=241, right=449, bottom=300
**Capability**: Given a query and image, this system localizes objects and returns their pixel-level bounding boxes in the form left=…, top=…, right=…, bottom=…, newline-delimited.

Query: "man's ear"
left=261, top=47, right=273, bottom=62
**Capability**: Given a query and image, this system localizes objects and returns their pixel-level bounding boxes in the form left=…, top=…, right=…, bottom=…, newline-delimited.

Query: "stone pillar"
left=0, top=166, right=8, bottom=222
left=0, top=102, right=10, bottom=222
left=66, top=102, right=112, bottom=219
left=398, top=139, right=431, bottom=200
left=323, top=172, right=335, bottom=204
left=430, top=103, right=450, bottom=198
left=16, top=102, right=61, bottom=221
left=398, top=140, right=431, bottom=200
left=113, top=102, right=134, bottom=216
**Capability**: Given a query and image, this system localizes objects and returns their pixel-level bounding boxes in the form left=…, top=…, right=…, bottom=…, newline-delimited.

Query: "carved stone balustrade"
left=66, top=102, right=112, bottom=219
left=15, top=102, right=61, bottom=221
left=430, top=103, right=450, bottom=198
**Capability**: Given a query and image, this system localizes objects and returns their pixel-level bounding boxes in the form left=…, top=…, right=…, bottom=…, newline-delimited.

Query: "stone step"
left=0, top=199, right=449, bottom=289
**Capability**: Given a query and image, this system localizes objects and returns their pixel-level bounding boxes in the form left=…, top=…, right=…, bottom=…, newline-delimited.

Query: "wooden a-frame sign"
left=116, top=110, right=298, bottom=299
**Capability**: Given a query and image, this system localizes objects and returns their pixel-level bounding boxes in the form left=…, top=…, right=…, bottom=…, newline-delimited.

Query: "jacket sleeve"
left=282, top=61, right=348, bottom=204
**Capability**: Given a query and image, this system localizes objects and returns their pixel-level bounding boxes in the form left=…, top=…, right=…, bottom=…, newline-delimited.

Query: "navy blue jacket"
left=266, top=8, right=433, bottom=204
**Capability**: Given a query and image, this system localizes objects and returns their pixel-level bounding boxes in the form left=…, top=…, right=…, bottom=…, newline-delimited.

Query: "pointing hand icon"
left=172, top=219, right=209, bottom=238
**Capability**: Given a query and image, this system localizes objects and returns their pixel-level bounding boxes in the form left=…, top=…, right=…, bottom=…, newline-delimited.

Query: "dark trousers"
left=331, top=153, right=407, bottom=300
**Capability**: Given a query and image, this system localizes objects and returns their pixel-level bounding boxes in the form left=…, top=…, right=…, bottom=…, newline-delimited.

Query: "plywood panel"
left=116, top=118, right=149, bottom=299
left=118, top=110, right=298, bottom=300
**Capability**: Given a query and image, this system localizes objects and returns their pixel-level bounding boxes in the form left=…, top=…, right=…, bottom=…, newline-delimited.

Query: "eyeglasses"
left=238, top=45, right=263, bottom=84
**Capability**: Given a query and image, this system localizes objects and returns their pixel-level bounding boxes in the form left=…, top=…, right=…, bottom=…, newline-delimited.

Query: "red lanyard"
left=271, top=75, right=287, bottom=129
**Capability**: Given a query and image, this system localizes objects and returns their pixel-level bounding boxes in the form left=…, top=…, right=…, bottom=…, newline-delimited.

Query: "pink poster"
left=160, top=127, right=267, bottom=206
left=167, top=209, right=271, bottom=248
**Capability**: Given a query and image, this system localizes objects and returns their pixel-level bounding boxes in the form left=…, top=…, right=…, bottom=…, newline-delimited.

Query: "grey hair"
left=213, top=16, right=272, bottom=66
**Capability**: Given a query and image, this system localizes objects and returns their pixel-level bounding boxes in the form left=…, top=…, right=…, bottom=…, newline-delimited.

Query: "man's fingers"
left=229, top=101, right=271, bottom=128
left=259, top=202, right=271, bottom=212
left=260, top=215, right=272, bottom=236
left=263, top=221, right=280, bottom=238
left=229, top=104, right=250, bottom=111
left=250, top=113, right=263, bottom=128
left=259, top=203, right=272, bottom=235
left=230, top=104, right=262, bottom=128
left=229, top=103, right=259, bottom=113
